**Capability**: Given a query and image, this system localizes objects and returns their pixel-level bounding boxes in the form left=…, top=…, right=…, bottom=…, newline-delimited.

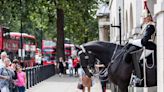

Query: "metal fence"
left=24, top=64, right=55, bottom=89
left=1, top=64, right=55, bottom=92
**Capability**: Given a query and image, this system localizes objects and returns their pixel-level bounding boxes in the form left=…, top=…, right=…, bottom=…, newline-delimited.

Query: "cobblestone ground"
left=27, top=75, right=111, bottom=92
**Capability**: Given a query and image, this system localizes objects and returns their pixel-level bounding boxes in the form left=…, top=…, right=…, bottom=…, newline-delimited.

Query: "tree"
left=64, top=0, right=100, bottom=44
left=0, top=0, right=105, bottom=60
left=54, top=0, right=65, bottom=60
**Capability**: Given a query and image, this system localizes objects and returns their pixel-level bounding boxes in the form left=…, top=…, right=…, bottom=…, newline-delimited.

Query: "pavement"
left=26, top=75, right=111, bottom=92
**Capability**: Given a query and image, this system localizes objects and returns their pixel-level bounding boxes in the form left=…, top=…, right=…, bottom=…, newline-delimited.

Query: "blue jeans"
left=18, top=86, right=25, bottom=92
left=101, top=81, right=106, bottom=92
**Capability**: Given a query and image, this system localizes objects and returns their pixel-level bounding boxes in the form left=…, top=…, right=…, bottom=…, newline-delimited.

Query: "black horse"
left=78, top=41, right=157, bottom=92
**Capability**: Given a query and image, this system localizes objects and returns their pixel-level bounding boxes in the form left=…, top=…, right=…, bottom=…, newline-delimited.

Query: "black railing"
left=7, top=64, right=55, bottom=92
left=24, top=64, right=55, bottom=89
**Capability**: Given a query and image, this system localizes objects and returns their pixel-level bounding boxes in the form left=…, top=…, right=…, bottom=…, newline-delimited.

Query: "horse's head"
left=78, top=41, right=120, bottom=77
left=78, top=45, right=97, bottom=77
left=78, top=47, right=96, bottom=67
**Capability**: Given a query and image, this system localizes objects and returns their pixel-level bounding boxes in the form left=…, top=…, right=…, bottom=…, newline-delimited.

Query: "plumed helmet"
left=142, top=0, right=151, bottom=18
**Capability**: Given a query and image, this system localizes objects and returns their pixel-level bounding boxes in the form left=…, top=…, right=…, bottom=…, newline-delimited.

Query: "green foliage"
left=63, top=0, right=100, bottom=44
left=0, top=0, right=102, bottom=45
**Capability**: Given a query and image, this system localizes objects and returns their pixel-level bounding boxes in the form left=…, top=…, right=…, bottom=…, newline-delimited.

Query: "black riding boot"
left=131, top=48, right=143, bottom=79
left=124, top=44, right=142, bottom=78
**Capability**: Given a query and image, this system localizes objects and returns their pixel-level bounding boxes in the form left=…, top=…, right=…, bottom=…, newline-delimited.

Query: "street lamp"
left=20, top=0, right=23, bottom=61
left=40, top=0, right=43, bottom=55
left=111, top=7, right=122, bottom=45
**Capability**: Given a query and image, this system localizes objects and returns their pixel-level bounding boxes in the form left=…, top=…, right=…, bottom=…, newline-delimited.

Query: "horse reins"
left=79, top=44, right=127, bottom=82
left=106, top=44, right=128, bottom=69
left=94, top=44, right=130, bottom=81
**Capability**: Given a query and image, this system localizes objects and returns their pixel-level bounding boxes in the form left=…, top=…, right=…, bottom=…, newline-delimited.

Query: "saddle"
left=139, top=49, right=154, bottom=60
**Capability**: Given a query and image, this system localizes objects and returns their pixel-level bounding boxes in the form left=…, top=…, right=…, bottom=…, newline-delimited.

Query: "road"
left=27, top=75, right=111, bottom=92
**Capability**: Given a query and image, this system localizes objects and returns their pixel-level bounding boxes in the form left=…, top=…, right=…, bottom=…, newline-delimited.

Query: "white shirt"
left=35, top=55, right=42, bottom=64
left=68, top=58, right=73, bottom=68
left=0, top=59, right=5, bottom=69
left=78, top=68, right=85, bottom=77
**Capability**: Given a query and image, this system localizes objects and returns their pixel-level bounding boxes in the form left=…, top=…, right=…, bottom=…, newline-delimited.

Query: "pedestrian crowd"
left=56, top=56, right=109, bottom=92
left=56, top=56, right=93, bottom=92
left=57, top=56, right=80, bottom=77
left=0, top=51, right=26, bottom=92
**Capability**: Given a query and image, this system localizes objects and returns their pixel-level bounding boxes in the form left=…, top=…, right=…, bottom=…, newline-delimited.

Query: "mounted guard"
left=127, top=0, right=156, bottom=87
left=77, top=1, right=157, bottom=92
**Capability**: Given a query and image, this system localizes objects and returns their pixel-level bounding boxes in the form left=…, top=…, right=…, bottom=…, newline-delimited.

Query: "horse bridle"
left=78, top=45, right=96, bottom=68
left=79, top=44, right=127, bottom=76
left=78, top=45, right=91, bottom=60
left=78, top=45, right=111, bottom=82
left=78, top=45, right=109, bottom=76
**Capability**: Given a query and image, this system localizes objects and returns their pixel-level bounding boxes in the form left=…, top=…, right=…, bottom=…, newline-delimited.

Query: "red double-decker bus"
left=64, top=43, right=75, bottom=57
left=42, top=40, right=77, bottom=65
left=42, top=40, right=56, bottom=65
left=0, top=26, right=36, bottom=67
left=0, top=27, right=19, bottom=60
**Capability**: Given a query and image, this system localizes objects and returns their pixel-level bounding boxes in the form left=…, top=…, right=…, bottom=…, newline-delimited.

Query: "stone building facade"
left=108, top=0, right=164, bottom=92
left=96, top=2, right=110, bottom=41
left=109, top=0, right=156, bottom=44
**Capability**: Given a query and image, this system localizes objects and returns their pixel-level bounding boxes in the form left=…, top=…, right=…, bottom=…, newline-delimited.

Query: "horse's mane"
left=83, top=41, right=123, bottom=52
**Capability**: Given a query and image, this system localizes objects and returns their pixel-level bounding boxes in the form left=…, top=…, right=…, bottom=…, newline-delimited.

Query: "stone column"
left=98, top=17, right=110, bottom=41
left=99, top=26, right=109, bottom=41
left=154, top=0, right=164, bottom=92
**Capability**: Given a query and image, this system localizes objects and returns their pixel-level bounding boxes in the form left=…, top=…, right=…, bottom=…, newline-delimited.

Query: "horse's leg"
left=110, top=83, right=117, bottom=92
left=118, top=82, right=129, bottom=92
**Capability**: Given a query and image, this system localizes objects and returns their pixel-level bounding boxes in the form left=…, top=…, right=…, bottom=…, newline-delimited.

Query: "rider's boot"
left=131, top=48, right=143, bottom=79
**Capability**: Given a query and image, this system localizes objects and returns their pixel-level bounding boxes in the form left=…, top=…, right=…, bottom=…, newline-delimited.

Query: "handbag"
left=77, top=83, right=83, bottom=90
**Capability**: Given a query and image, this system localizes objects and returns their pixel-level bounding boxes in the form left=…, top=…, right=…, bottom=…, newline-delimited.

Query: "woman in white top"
left=78, top=68, right=91, bottom=92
